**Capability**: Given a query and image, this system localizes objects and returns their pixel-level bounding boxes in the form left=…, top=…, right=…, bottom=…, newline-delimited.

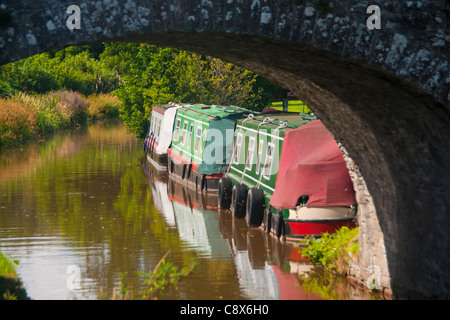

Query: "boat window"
left=154, top=114, right=160, bottom=135
left=255, top=139, right=264, bottom=174
left=152, top=118, right=156, bottom=135
left=233, top=132, right=243, bottom=164
left=245, top=137, right=256, bottom=170
left=201, top=129, right=207, bottom=151
left=181, top=121, right=188, bottom=145
left=187, top=123, right=193, bottom=149
left=150, top=116, right=155, bottom=135
left=194, top=126, right=202, bottom=153
left=174, top=118, right=181, bottom=142
left=263, top=142, right=275, bottom=180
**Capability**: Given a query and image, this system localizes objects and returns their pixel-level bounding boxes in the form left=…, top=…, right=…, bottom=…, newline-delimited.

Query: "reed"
left=12, top=90, right=88, bottom=133
left=0, top=98, right=38, bottom=149
left=0, top=90, right=120, bottom=151
left=86, top=93, right=121, bottom=120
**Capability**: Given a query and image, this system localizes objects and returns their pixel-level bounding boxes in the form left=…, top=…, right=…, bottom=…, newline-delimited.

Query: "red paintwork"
left=153, top=107, right=165, bottom=115
left=287, top=219, right=356, bottom=237
left=271, top=265, right=322, bottom=300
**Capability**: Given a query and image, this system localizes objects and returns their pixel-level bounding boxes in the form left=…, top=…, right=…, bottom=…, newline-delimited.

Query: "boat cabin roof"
left=176, top=104, right=252, bottom=123
left=152, top=103, right=191, bottom=115
left=236, top=112, right=317, bottom=131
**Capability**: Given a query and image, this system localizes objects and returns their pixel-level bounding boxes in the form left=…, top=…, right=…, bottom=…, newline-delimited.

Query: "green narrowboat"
left=218, top=111, right=356, bottom=241
left=167, top=104, right=253, bottom=193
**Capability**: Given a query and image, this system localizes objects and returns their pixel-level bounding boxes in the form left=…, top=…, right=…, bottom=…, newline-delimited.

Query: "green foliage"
left=104, top=43, right=286, bottom=139
left=86, top=93, right=121, bottom=120
left=298, top=227, right=359, bottom=271
left=1, top=42, right=289, bottom=140
left=11, top=90, right=88, bottom=133
left=0, top=252, right=28, bottom=300
left=0, top=98, right=38, bottom=150
left=0, top=91, right=120, bottom=151
left=138, top=251, right=197, bottom=300
left=0, top=79, right=15, bottom=98
left=3, top=54, right=60, bottom=93
left=1, top=45, right=120, bottom=96
left=101, top=254, right=197, bottom=300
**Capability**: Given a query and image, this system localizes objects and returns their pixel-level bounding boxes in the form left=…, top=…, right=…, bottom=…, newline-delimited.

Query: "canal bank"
left=0, top=91, right=121, bottom=152
left=0, top=251, right=28, bottom=300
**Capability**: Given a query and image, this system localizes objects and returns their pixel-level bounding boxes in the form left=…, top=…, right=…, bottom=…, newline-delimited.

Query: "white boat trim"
left=288, top=206, right=356, bottom=221
left=236, top=124, right=285, bottom=141
left=146, top=154, right=167, bottom=171
left=178, top=113, right=209, bottom=126
left=229, top=166, right=275, bottom=192
left=171, top=144, right=203, bottom=163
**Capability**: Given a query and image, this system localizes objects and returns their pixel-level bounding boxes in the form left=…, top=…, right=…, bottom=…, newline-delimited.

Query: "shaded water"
left=0, top=120, right=365, bottom=300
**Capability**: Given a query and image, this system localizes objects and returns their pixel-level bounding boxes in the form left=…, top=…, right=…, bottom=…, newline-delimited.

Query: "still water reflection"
left=0, top=120, right=358, bottom=300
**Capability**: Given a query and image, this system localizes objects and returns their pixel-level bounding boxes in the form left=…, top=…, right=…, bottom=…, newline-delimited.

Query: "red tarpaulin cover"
left=269, top=120, right=355, bottom=209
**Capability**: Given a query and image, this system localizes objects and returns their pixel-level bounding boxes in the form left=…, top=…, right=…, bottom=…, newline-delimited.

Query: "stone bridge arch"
left=1, top=0, right=449, bottom=299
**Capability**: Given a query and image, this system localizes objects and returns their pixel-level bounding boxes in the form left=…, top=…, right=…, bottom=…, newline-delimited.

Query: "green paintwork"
left=170, top=104, right=252, bottom=174
left=225, top=112, right=316, bottom=216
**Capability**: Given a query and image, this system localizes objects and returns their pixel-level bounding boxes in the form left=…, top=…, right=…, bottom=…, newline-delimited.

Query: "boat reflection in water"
left=144, top=160, right=322, bottom=300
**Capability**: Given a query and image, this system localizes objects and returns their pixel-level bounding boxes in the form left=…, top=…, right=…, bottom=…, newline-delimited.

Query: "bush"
left=4, top=55, right=60, bottom=94
left=0, top=90, right=125, bottom=152
left=46, top=90, right=88, bottom=126
left=86, top=93, right=121, bottom=120
left=0, top=79, right=15, bottom=98
left=0, top=90, right=98, bottom=151
left=0, top=252, right=28, bottom=300
left=12, top=91, right=88, bottom=134
left=298, top=227, right=359, bottom=273
left=1, top=47, right=120, bottom=96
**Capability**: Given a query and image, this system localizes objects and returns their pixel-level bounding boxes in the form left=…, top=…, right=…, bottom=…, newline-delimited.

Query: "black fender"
left=218, top=177, right=233, bottom=209
left=231, top=183, right=248, bottom=218
left=246, top=187, right=265, bottom=227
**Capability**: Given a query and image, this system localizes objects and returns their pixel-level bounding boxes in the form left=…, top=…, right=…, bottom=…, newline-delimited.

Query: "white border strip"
left=172, top=144, right=203, bottom=162
left=229, top=166, right=275, bottom=192
left=236, top=124, right=284, bottom=141
left=178, top=113, right=209, bottom=126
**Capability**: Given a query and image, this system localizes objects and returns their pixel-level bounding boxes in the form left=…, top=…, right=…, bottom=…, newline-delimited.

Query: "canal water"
left=0, top=120, right=365, bottom=300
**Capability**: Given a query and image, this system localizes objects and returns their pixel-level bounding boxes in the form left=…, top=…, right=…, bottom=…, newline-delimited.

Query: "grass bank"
left=0, top=252, right=28, bottom=300
left=0, top=91, right=121, bottom=151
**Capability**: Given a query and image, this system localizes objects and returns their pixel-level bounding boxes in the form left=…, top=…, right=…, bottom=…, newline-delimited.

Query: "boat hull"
left=167, top=174, right=219, bottom=210
left=146, top=152, right=168, bottom=171
left=168, top=151, right=222, bottom=193
left=265, top=206, right=356, bottom=241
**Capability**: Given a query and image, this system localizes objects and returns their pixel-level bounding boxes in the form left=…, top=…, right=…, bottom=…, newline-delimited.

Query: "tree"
left=1, top=42, right=289, bottom=139
left=1, top=45, right=119, bottom=96
left=106, top=43, right=268, bottom=139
